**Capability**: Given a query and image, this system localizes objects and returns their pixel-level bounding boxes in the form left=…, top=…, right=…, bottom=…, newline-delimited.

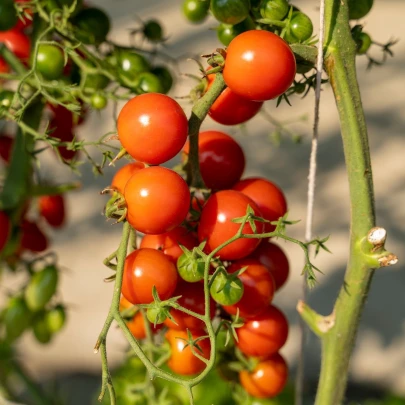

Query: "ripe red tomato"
left=39, top=195, right=66, bottom=228
left=124, top=166, right=190, bottom=235
left=121, top=248, right=178, bottom=305
left=183, top=131, right=245, bottom=190
left=20, top=220, right=48, bottom=253
left=249, top=240, right=289, bottom=290
left=222, top=258, right=275, bottom=318
left=163, top=280, right=215, bottom=330
left=206, top=72, right=263, bottom=125
left=239, top=353, right=288, bottom=398
left=166, top=329, right=211, bottom=375
left=117, top=93, right=188, bottom=165
left=0, top=58, right=10, bottom=74
left=236, top=305, right=288, bottom=357
left=14, top=0, right=34, bottom=31
left=233, top=177, right=287, bottom=232
left=198, top=190, right=263, bottom=260
left=0, top=211, right=11, bottom=252
left=111, top=162, right=145, bottom=194
left=0, top=135, right=13, bottom=163
left=140, top=226, right=198, bottom=263
left=50, top=119, right=78, bottom=161
left=0, top=29, right=30, bottom=60
left=223, top=31, right=296, bottom=101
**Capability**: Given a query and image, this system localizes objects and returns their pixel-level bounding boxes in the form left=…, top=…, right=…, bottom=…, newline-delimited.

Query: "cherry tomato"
left=124, top=167, right=190, bottom=235
left=164, top=281, right=215, bottom=330
left=150, top=66, right=173, bottom=94
left=0, top=57, right=9, bottom=73
left=39, top=195, right=66, bottom=228
left=284, top=12, right=313, bottom=44
left=248, top=240, right=289, bottom=290
left=14, top=0, right=34, bottom=31
left=121, top=248, right=178, bottom=305
left=0, top=90, right=14, bottom=109
left=217, top=17, right=255, bottom=46
left=90, top=93, right=107, bottom=110
left=223, top=30, right=296, bottom=101
left=33, top=313, right=52, bottom=344
left=0, top=135, right=13, bottom=163
left=20, top=220, right=48, bottom=253
left=45, top=304, right=66, bottom=333
left=83, top=72, right=110, bottom=90
left=117, top=50, right=150, bottom=81
left=0, top=29, right=30, bottom=60
left=177, top=250, right=206, bottom=283
left=111, top=162, right=145, bottom=194
left=348, top=0, right=373, bottom=20
left=210, top=271, right=244, bottom=306
left=0, top=211, right=11, bottom=252
left=236, top=305, right=288, bottom=357
left=223, top=258, right=275, bottom=318
left=183, top=130, right=245, bottom=190
left=206, top=72, right=262, bottom=125
left=356, top=32, right=372, bottom=55
left=166, top=329, right=211, bottom=375
left=182, top=0, right=210, bottom=24
left=127, top=310, right=162, bottom=339
left=73, top=7, right=110, bottom=45
left=233, top=177, right=287, bottom=232
left=210, top=0, right=251, bottom=25
left=0, top=0, right=18, bottom=31
left=117, top=93, right=188, bottom=165
left=197, top=190, right=264, bottom=260
left=143, top=20, right=164, bottom=42
left=140, top=226, right=198, bottom=263
left=4, top=296, right=32, bottom=341
left=35, top=44, right=65, bottom=81
left=239, top=353, right=288, bottom=398
left=48, top=111, right=78, bottom=161
left=260, top=0, right=289, bottom=20
left=136, top=72, right=164, bottom=94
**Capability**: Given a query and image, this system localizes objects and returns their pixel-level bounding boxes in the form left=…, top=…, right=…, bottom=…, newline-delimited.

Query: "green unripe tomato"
left=25, top=265, right=58, bottom=312
left=136, top=72, right=164, bottom=94
left=35, top=44, right=65, bottom=81
left=260, top=0, right=289, bottom=21
left=0, top=0, right=18, bottom=31
left=210, top=272, right=244, bottom=306
left=211, top=0, right=251, bottom=25
left=182, top=0, right=210, bottom=24
left=33, top=313, right=52, bottom=344
left=356, top=32, right=372, bottom=54
left=284, top=11, right=314, bottom=43
left=83, top=73, right=109, bottom=90
left=118, top=50, right=150, bottom=80
left=177, top=252, right=205, bottom=282
left=73, top=7, right=110, bottom=45
left=217, top=17, right=255, bottom=46
left=0, top=90, right=14, bottom=109
left=4, top=297, right=32, bottom=342
left=348, top=0, right=373, bottom=20
left=151, top=66, right=173, bottom=94
left=91, top=93, right=107, bottom=110
left=143, top=19, right=164, bottom=42
left=45, top=305, right=66, bottom=333
left=146, top=307, right=167, bottom=324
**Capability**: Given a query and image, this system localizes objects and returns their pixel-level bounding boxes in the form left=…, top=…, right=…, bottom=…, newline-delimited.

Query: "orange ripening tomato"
left=239, top=353, right=288, bottom=398
left=233, top=177, right=287, bottom=232
left=39, top=195, right=66, bottom=228
left=111, top=162, right=145, bottom=194
left=166, top=329, right=211, bottom=375
left=117, top=93, right=188, bottom=165
left=127, top=310, right=163, bottom=339
left=0, top=29, right=31, bottom=60
left=0, top=135, right=13, bottom=163
left=20, top=220, right=48, bottom=253
left=121, top=248, right=178, bottom=305
left=0, top=211, right=11, bottom=253
left=223, top=30, right=296, bottom=101
left=222, top=258, right=276, bottom=318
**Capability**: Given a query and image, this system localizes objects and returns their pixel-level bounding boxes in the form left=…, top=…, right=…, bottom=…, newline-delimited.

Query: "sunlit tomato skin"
left=0, top=29, right=30, bottom=60
left=182, top=0, right=210, bottom=24
left=166, top=329, right=211, bottom=375
left=111, top=162, right=145, bottom=194
left=223, top=259, right=275, bottom=318
left=140, top=227, right=198, bottom=263
left=117, top=94, right=188, bottom=165
left=248, top=240, right=289, bottom=290
left=183, top=131, right=245, bottom=190
left=239, top=353, right=288, bottom=398
left=206, top=72, right=263, bottom=126
left=198, top=190, right=264, bottom=260
left=0, top=135, right=13, bottom=163
left=233, top=177, right=287, bottom=232
left=223, top=30, right=296, bottom=101
left=127, top=310, right=162, bottom=339
left=39, top=195, right=66, bottom=228
left=163, top=281, right=215, bottom=330
left=124, top=167, right=190, bottom=235
left=20, top=220, right=49, bottom=253
left=121, top=248, right=178, bottom=305
left=0, top=211, right=11, bottom=252
left=236, top=305, right=288, bottom=357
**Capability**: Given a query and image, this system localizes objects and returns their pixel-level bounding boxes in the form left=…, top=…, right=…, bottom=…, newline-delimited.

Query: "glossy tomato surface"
left=39, top=195, right=66, bottom=228
left=124, top=166, right=190, bottom=235
left=223, top=30, right=296, bottom=101
left=197, top=190, right=263, bottom=260
left=233, top=177, right=287, bottom=232
left=121, top=248, right=178, bottom=305
left=223, top=258, right=275, bottom=318
left=0, top=211, right=11, bottom=252
left=0, top=29, right=30, bottom=60
left=183, top=130, right=245, bottom=190
left=117, top=93, right=188, bottom=165
left=236, top=305, right=288, bottom=357
left=111, top=162, right=145, bottom=194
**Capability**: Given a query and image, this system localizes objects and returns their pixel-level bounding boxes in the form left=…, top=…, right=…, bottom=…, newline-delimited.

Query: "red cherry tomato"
left=111, top=162, right=145, bottom=194
left=121, top=248, right=178, bottom=305
left=198, top=190, right=263, bottom=260
left=0, top=211, right=11, bottom=252
left=0, top=58, right=10, bottom=74
left=236, top=305, right=288, bottom=357
left=222, top=258, right=275, bottom=318
left=249, top=240, right=289, bottom=290
left=233, top=177, right=287, bottom=232
left=124, top=166, right=190, bottom=235
left=140, top=226, right=198, bottom=263
left=0, top=135, right=13, bottom=163
left=14, top=0, right=33, bottom=31
left=0, top=29, right=30, bottom=60
left=183, top=130, right=245, bottom=190
left=239, top=353, right=288, bottom=398
left=117, top=93, right=188, bottom=165
left=223, top=30, right=296, bottom=101
left=166, top=329, right=211, bottom=375
left=50, top=118, right=78, bottom=161
left=206, top=72, right=263, bottom=125
left=20, top=220, right=48, bottom=253
left=39, top=195, right=66, bottom=228
left=48, top=104, right=74, bottom=128
left=163, top=280, right=215, bottom=330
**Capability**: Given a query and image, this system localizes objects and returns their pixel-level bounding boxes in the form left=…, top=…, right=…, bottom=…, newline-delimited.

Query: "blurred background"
left=2, top=0, right=404, bottom=403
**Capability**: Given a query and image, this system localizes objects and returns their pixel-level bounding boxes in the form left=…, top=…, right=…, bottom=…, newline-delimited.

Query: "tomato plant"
left=39, top=195, right=66, bottom=228
left=35, top=44, right=65, bottom=81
